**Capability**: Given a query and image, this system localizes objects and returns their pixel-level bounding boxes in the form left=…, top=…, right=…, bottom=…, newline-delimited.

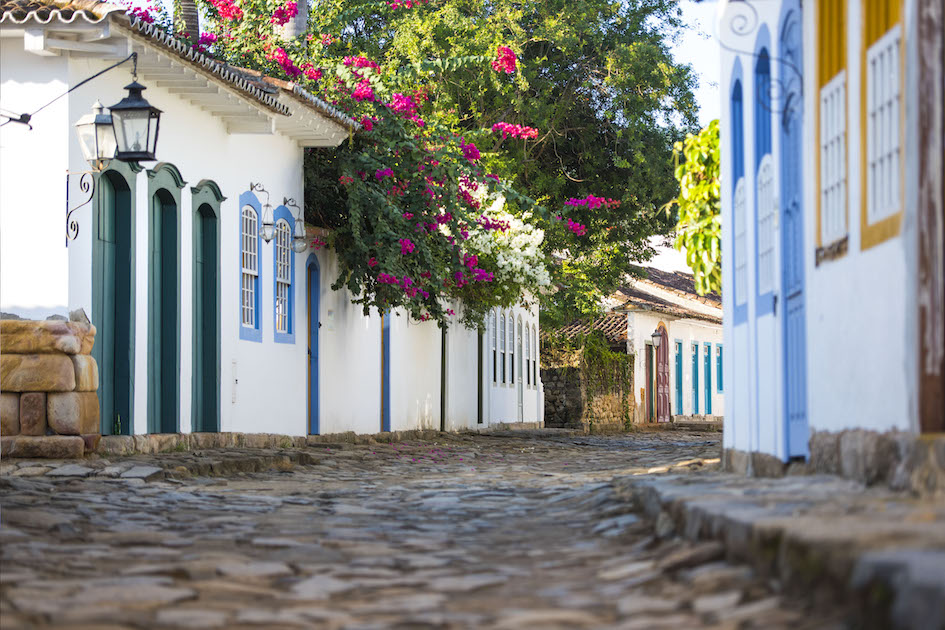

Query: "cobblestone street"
left=1, top=432, right=848, bottom=629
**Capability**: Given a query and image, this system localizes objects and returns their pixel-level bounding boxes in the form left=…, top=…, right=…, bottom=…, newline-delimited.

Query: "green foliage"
left=666, top=119, right=721, bottom=296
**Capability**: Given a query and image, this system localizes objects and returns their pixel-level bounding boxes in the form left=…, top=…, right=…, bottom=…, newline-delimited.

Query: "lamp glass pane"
left=96, top=122, right=117, bottom=160
left=75, top=122, right=96, bottom=162
left=113, top=109, right=149, bottom=153
left=147, top=113, right=159, bottom=154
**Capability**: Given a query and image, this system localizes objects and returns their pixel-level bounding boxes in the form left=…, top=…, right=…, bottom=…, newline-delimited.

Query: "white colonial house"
left=0, top=0, right=542, bottom=438
left=717, top=0, right=943, bottom=468
left=611, top=267, right=724, bottom=424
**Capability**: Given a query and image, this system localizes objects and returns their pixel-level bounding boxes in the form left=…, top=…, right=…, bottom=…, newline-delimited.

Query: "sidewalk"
left=613, top=471, right=945, bottom=630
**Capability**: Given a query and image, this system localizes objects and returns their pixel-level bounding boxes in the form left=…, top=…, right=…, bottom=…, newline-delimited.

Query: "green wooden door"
left=93, top=169, right=135, bottom=435
left=148, top=189, right=180, bottom=433
left=193, top=203, right=219, bottom=432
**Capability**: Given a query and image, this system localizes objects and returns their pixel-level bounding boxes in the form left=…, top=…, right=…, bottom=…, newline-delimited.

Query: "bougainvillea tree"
left=134, top=0, right=697, bottom=327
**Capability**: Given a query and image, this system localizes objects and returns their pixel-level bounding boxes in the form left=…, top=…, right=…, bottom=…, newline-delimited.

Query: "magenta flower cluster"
left=375, top=168, right=394, bottom=180
left=270, top=1, right=298, bottom=25
left=270, top=47, right=301, bottom=78
left=351, top=81, right=375, bottom=102
left=564, top=195, right=621, bottom=210
left=209, top=0, right=243, bottom=21
left=478, top=215, right=510, bottom=232
left=491, top=46, right=517, bottom=73
left=460, top=140, right=480, bottom=162
left=492, top=121, right=538, bottom=139
left=566, top=218, right=587, bottom=236
left=399, top=238, right=416, bottom=254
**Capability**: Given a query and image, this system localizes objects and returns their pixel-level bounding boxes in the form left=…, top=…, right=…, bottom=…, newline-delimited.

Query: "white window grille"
left=241, top=206, right=258, bottom=328
left=733, top=178, right=748, bottom=305
left=820, top=71, right=847, bottom=243
left=492, top=310, right=498, bottom=384
left=500, top=313, right=506, bottom=384
left=866, top=25, right=901, bottom=224
left=274, top=219, right=291, bottom=334
left=756, top=155, right=776, bottom=295
left=509, top=312, right=516, bottom=384
left=525, top=325, right=531, bottom=386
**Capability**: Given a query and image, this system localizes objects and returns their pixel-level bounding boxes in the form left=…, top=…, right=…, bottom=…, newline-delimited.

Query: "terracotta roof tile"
left=554, top=312, right=627, bottom=346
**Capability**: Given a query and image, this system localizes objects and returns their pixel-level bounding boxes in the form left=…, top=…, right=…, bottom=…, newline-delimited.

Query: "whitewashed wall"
left=800, top=0, right=916, bottom=436
left=485, top=304, right=542, bottom=425
left=718, top=0, right=786, bottom=460
left=627, top=311, right=724, bottom=421
left=0, top=39, right=70, bottom=319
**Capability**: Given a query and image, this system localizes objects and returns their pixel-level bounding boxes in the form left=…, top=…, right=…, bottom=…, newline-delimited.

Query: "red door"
left=656, top=326, right=670, bottom=422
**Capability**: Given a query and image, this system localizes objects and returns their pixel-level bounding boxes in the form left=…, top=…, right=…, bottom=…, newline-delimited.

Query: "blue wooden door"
left=307, top=257, right=320, bottom=434
left=704, top=343, right=712, bottom=415
left=691, top=343, right=699, bottom=414
left=779, top=1, right=809, bottom=457
left=675, top=342, right=683, bottom=415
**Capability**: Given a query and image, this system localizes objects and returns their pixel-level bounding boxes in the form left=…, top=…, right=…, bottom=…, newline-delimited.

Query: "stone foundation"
left=723, top=428, right=945, bottom=498
left=0, top=314, right=99, bottom=458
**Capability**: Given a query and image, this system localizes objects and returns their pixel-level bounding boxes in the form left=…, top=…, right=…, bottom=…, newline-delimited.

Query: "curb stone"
left=615, top=473, right=945, bottom=630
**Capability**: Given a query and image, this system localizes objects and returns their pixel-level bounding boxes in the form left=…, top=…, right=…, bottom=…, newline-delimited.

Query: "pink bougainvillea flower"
left=270, top=1, right=298, bottom=25
left=351, top=80, right=375, bottom=102
left=343, top=55, right=380, bottom=70
left=375, top=167, right=394, bottom=180
left=399, top=238, right=415, bottom=255
left=378, top=273, right=399, bottom=284
left=460, top=139, right=480, bottom=162
left=209, top=0, right=243, bottom=21
left=566, top=218, right=587, bottom=236
left=491, top=45, right=517, bottom=73
left=302, top=64, right=322, bottom=82
left=339, top=175, right=355, bottom=185
left=360, top=116, right=374, bottom=131
left=320, top=33, right=334, bottom=46
left=564, top=195, right=621, bottom=210
left=389, top=93, right=418, bottom=115
left=463, top=254, right=478, bottom=269
left=368, top=257, right=379, bottom=267
left=492, top=121, right=538, bottom=140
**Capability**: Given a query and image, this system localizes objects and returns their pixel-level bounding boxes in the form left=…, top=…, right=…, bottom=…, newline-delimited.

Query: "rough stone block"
left=809, top=430, right=841, bottom=475
left=0, top=320, right=93, bottom=355
left=97, top=435, right=135, bottom=456
left=79, top=324, right=96, bottom=355
left=81, top=433, right=101, bottom=452
left=0, top=436, right=15, bottom=456
left=47, top=392, right=99, bottom=435
left=10, top=435, right=84, bottom=458
left=19, top=392, right=48, bottom=436
left=71, top=355, right=99, bottom=392
left=1, top=392, right=19, bottom=436
left=0, top=354, right=76, bottom=392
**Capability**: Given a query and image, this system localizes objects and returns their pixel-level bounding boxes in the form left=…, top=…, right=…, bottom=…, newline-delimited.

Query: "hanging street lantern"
left=73, top=100, right=117, bottom=171
left=651, top=327, right=663, bottom=349
left=109, top=80, right=162, bottom=162
left=284, top=197, right=308, bottom=253
left=260, top=202, right=275, bottom=243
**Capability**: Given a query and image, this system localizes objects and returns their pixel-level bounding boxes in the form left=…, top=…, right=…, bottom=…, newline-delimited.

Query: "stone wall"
left=0, top=314, right=100, bottom=458
left=723, top=428, right=945, bottom=498
left=541, top=366, right=634, bottom=432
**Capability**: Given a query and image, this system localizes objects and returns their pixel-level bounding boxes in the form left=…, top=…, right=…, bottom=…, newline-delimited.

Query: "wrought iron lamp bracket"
left=65, top=170, right=96, bottom=247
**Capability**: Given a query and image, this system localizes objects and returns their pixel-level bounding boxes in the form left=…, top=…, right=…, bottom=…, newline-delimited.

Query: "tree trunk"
left=175, top=0, right=200, bottom=43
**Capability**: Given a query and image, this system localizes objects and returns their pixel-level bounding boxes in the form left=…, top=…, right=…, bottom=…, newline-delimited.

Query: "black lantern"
left=73, top=100, right=117, bottom=171
left=651, top=327, right=662, bottom=348
left=109, top=80, right=161, bottom=162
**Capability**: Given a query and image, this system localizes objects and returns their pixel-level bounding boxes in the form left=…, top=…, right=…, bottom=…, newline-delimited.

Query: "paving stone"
left=430, top=573, right=509, bottom=592
left=290, top=574, right=354, bottom=599
left=154, top=608, right=228, bottom=628
left=616, top=594, right=681, bottom=615
left=46, top=464, right=95, bottom=477
left=11, top=465, right=52, bottom=476
left=216, top=560, right=293, bottom=580
left=120, top=466, right=164, bottom=481
left=691, top=590, right=742, bottom=614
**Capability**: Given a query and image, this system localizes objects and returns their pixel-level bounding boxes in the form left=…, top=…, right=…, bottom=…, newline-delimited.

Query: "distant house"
left=0, top=0, right=540, bottom=440
left=717, top=0, right=943, bottom=477
left=611, top=267, right=723, bottom=424
left=546, top=266, right=723, bottom=427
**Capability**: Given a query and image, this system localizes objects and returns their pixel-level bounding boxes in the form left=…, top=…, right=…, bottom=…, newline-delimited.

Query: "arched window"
left=509, top=311, right=515, bottom=384
left=239, top=200, right=261, bottom=342
left=532, top=324, right=538, bottom=386
left=525, top=325, right=531, bottom=386
left=274, top=218, right=292, bottom=339
left=731, top=74, right=748, bottom=320
left=492, top=310, right=498, bottom=384
left=500, top=312, right=507, bottom=384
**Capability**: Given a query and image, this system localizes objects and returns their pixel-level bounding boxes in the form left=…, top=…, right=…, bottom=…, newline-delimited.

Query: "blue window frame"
left=716, top=344, right=723, bottom=392
left=674, top=340, right=683, bottom=415
left=754, top=36, right=777, bottom=316
left=704, top=342, right=713, bottom=415
left=272, top=205, right=295, bottom=344
left=731, top=59, right=748, bottom=326
left=691, top=342, right=700, bottom=414
left=238, top=190, right=262, bottom=342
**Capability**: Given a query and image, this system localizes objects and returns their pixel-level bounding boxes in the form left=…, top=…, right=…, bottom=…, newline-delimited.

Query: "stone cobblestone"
left=0, top=432, right=861, bottom=629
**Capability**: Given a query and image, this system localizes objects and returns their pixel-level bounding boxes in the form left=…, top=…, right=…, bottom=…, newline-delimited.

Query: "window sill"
left=816, top=235, right=849, bottom=266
